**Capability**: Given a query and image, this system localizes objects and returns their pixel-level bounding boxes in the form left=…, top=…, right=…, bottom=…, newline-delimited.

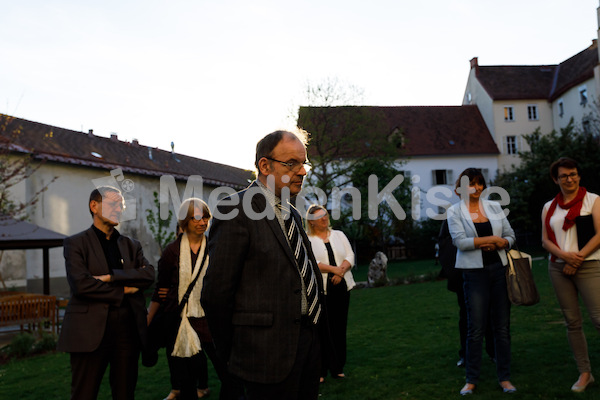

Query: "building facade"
left=0, top=114, right=253, bottom=296
left=463, top=39, right=599, bottom=171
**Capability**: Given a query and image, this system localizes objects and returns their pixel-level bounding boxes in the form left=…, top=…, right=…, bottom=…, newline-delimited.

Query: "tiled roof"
left=299, top=105, right=499, bottom=158
left=473, top=41, right=598, bottom=101
left=475, top=65, right=557, bottom=100
left=550, top=43, right=598, bottom=101
left=0, top=114, right=253, bottom=189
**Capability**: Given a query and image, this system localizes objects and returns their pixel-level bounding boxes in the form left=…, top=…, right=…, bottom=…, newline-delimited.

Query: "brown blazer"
left=57, top=226, right=155, bottom=353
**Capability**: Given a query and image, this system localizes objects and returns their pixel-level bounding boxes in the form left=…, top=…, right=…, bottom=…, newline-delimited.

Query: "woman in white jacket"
left=447, top=168, right=516, bottom=396
left=306, top=204, right=356, bottom=383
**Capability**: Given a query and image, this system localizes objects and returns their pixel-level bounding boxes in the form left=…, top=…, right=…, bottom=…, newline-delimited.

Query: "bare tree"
left=295, top=78, right=403, bottom=199
left=0, top=114, right=58, bottom=288
left=0, top=115, right=57, bottom=220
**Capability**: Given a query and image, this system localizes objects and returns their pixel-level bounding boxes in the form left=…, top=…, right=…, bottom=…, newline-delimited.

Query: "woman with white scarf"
left=148, top=198, right=243, bottom=400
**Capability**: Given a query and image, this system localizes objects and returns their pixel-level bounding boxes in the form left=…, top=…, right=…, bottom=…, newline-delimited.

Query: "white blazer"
left=447, top=199, right=516, bottom=269
left=308, top=230, right=356, bottom=293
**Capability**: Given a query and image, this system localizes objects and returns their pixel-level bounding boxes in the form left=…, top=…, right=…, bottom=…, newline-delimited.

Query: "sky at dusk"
left=2, top=0, right=598, bottom=171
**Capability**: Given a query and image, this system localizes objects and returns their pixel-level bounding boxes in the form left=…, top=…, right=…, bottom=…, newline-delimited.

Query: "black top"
left=92, top=225, right=122, bottom=272
left=324, top=241, right=337, bottom=266
left=152, top=235, right=207, bottom=313
left=190, top=249, right=200, bottom=273
left=474, top=221, right=502, bottom=266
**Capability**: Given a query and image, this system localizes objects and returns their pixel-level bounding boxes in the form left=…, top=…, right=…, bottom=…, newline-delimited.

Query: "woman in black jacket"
left=148, top=198, right=243, bottom=400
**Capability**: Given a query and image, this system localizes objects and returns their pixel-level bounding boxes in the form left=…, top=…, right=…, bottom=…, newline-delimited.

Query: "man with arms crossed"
left=57, top=186, right=155, bottom=399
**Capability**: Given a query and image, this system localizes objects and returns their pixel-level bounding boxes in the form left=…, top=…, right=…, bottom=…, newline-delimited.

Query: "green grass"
left=351, top=258, right=443, bottom=283
left=3, top=258, right=600, bottom=399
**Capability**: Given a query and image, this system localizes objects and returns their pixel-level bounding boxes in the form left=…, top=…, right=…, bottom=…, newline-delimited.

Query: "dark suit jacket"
left=57, top=226, right=155, bottom=353
left=201, top=182, right=324, bottom=384
left=438, top=220, right=460, bottom=292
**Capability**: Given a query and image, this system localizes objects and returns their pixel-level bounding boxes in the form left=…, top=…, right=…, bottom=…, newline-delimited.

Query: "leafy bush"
left=33, top=332, right=57, bottom=353
left=3, top=331, right=58, bottom=360
left=7, top=333, right=35, bottom=358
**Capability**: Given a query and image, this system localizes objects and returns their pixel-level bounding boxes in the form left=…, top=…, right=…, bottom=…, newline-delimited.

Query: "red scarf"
left=544, top=187, right=587, bottom=261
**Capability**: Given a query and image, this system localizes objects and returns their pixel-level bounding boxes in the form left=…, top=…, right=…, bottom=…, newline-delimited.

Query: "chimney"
left=470, top=57, right=479, bottom=76
left=132, top=139, right=139, bottom=146
left=170, top=141, right=180, bottom=162
left=88, top=129, right=94, bottom=136
left=110, top=133, right=118, bottom=141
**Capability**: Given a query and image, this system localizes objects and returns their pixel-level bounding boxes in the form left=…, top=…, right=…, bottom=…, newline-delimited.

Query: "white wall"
left=402, top=155, right=499, bottom=221
left=551, top=77, right=597, bottom=133
left=463, top=68, right=496, bottom=142
left=304, top=154, right=499, bottom=224
left=492, top=99, right=553, bottom=172
left=3, top=158, right=236, bottom=296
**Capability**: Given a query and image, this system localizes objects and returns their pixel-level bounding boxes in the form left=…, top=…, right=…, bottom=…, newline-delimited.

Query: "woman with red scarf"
left=542, top=157, right=600, bottom=393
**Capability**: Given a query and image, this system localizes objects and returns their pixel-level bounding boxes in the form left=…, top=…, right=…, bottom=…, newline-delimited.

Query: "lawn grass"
left=2, top=257, right=600, bottom=399
left=351, top=258, right=443, bottom=283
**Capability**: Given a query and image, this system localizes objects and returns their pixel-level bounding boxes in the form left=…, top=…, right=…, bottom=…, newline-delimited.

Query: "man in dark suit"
left=202, top=130, right=324, bottom=400
left=57, top=186, right=155, bottom=400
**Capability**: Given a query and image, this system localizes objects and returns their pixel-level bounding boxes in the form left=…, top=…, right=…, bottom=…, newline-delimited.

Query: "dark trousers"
left=204, top=340, right=246, bottom=400
left=463, top=262, right=511, bottom=384
left=168, top=339, right=245, bottom=400
left=321, top=277, right=349, bottom=377
left=244, top=323, right=320, bottom=400
left=69, top=307, right=140, bottom=400
left=167, top=350, right=208, bottom=399
left=167, top=346, right=209, bottom=390
left=456, top=281, right=495, bottom=361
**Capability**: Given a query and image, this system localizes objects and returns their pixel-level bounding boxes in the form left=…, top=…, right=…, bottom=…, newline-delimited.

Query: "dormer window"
left=388, top=127, right=404, bottom=148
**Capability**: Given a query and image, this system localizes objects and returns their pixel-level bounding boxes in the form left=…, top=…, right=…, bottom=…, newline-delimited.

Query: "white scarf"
left=171, top=233, right=207, bottom=358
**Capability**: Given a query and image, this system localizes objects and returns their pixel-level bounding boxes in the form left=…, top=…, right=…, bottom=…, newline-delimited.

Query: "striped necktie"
left=280, top=202, right=321, bottom=325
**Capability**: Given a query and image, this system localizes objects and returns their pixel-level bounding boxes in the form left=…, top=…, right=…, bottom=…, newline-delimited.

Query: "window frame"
left=580, top=86, right=588, bottom=106
left=558, top=99, right=564, bottom=117
left=504, top=106, right=515, bottom=122
left=527, top=104, right=538, bottom=121
left=432, top=169, right=453, bottom=185
left=504, top=135, right=518, bottom=155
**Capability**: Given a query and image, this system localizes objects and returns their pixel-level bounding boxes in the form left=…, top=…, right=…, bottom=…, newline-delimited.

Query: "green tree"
left=295, top=78, right=403, bottom=200
left=145, top=191, right=176, bottom=253
left=347, top=158, right=411, bottom=255
left=495, top=121, right=600, bottom=241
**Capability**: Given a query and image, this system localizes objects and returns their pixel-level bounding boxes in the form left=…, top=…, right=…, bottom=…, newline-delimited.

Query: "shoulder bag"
left=505, top=248, right=540, bottom=306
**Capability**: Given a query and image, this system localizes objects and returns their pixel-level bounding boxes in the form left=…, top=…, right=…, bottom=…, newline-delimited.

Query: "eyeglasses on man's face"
left=265, top=157, right=311, bottom=172
left=557, top=172, right=579, bottom=181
